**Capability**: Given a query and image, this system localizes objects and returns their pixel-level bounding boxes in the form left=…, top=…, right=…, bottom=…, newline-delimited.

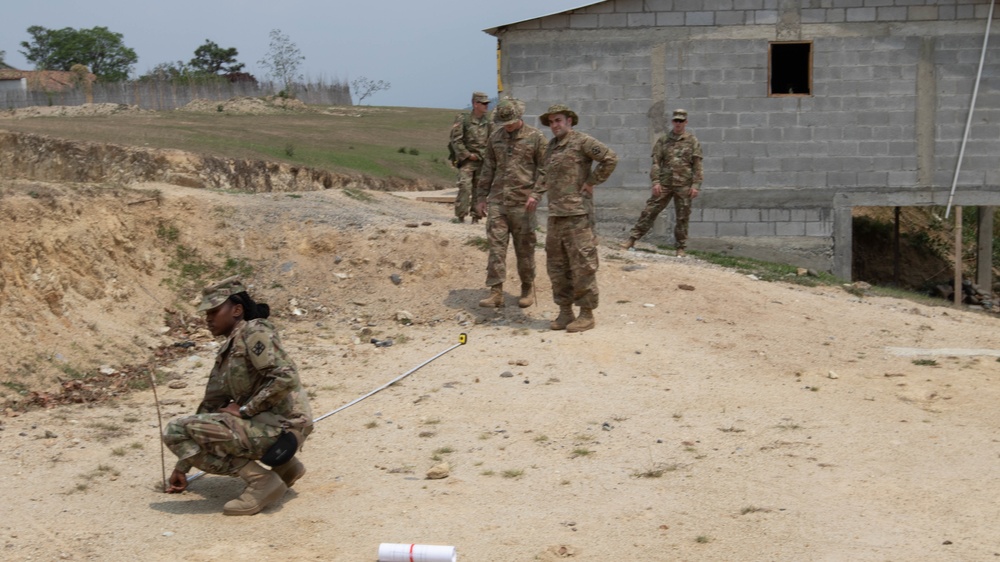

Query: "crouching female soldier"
left=163, top=277, right=313, bottom=516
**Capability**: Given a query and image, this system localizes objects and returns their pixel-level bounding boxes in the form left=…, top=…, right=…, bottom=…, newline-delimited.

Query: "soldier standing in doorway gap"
left=621, top=108, right=703, bottom=257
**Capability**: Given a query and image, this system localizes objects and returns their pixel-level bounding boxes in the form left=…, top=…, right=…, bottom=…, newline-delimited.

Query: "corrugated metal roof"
left=483, top=1, right=606, bottom=35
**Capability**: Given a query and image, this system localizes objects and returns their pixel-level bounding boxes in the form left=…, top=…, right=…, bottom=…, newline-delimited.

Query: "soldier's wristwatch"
left=239, top=405, right=250, bottom=418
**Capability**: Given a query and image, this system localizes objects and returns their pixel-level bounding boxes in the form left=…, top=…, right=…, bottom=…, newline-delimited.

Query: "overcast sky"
left=0, top=1, right=592, bottom=109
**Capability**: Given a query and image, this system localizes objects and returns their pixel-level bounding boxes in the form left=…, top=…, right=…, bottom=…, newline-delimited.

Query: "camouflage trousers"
left=628, top=184, right=694, bottom=249
left=545, top=214, right=599, bottom=309
left=163, top=413, right=283, bottom=475
left=455, top=160, right=483, bottom=219
left=485, top=203, right=537, bottom=287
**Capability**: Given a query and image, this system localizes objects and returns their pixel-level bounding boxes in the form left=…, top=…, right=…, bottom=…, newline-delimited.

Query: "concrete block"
left=858, top=172, right=889, bottom=187
left=615, top=0, right=644, bottom=11
left=776, top=222, right=806, bottom=236
left=733, top=0, right=763, bottom=9
left=738, top=143, right=768, bottom=158
left=674, top=0, right=705, bottom=10
left=825, top=8, right=846, bottom=22
left=724, top=157, right=755, bottom=172
left=733, top=208, right=762, bottom=222
left=754, top=158, right=781, bottom=172
left=689, top=222, right=717, bottom=237
left=718, top=222, right=748, bottom=236
left=724, top=128, right=754, bottom=142
left=645, top=0, right=675, bottom=10
left=710, top=172, right=740, bottom=188
left=908, top=6, right=937, bottom=20
left=752, top=128, right=784, bottom=142
left=656, top=12, right=686, bottom=26
left=704, top=0, right=734, bottom=9
left=780, top=157, right=815, bottom=172
left=737, top=113, right=768, bottom=127
left=767, top=142, right=802, bottom=158
left=794, top=172, right=828, bottom=188
left=627, top=13, right=657, bottom=26
left=765, top=209, right=791, bottom=222
left=703, top=208, right=732, bottom=222
left=686, top=11, right=716, bottom=25
left=828, top=171, right=858, bottom=187
left=805, top=222, right=833, bottom=237
left=801, top=8, right=825, bottom=23
left=753, top=10, right=779, bottom=24
left=858, top=141, right=890, bottom=156
left=956, top=5, right=974, bottom=19
left=599, top=13, right=628, bottom=27
left=716, top=10, right=748, bottom=25
left=888, top=171, right=918, bottom=187
left=569, top=14, right=599, bottom=28
left=863, top=0, right=893, bottom=7
left=876, top=7, right=907, bottom=21
left=747, top=222, right=777, bottom=236
left=541, top=15, right=570, bottom=29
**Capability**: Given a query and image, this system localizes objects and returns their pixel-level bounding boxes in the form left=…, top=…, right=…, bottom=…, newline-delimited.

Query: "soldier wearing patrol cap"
left=474, top=97, right=548, bottom=309
left=621, top=108, right=704, bottom=257
left=162, top=277, right=313, bottom=516
left=449, top=91, right=494, bottom=223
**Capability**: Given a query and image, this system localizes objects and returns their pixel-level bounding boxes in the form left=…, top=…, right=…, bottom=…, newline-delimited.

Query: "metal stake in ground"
left=184, top=333, right=468, bottom=484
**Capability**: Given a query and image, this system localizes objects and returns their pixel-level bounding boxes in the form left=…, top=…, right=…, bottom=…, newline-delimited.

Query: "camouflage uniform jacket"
left=449, top=112, right=493, bottom=164
left=650, top=130, right=703, bottom=188
left=532, top=130, right=618, bottom=217
left=476, top=124, right=548, bottom=207
left=198, top=318, right=313, bottom=436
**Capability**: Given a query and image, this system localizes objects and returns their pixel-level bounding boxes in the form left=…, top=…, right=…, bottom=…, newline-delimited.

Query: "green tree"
left=189, top=40, right=244, bottom=75
left=19, top=25, right=137, bottom=82
left=258, top=29, right=304, bottom=93
left=351, top=76, right=391, bottom=104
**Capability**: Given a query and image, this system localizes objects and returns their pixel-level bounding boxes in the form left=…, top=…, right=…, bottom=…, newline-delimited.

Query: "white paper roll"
left=377, top=543, right=457, bottom=562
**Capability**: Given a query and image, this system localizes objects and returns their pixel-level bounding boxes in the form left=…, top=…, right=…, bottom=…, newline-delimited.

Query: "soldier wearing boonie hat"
left=527, top=103, right=618, bottom=333
left=162, top=276, right=313, bottom=516
left=621, top=108, right=704, bottom=257
left=448, top=91, right=494, bottom=223
left=474, top=97, right=547, bottom=309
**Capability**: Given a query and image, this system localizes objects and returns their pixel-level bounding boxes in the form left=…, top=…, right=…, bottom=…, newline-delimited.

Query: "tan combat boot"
left=271, top=458, right=306, bottom=488
left=549, top=306, right=575, bottom=330
left=620, top=237, right=636, bottom=250
left=517, top=283, right=534, bottom=308
left=478, top=284, right=504, bottom=308
left=566, top=308, right=595, bottom=333
left=223, top=461, right=288, bottom=516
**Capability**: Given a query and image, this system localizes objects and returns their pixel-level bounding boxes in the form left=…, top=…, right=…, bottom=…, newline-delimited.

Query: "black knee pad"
left=261, top=431, right=298, bottom=467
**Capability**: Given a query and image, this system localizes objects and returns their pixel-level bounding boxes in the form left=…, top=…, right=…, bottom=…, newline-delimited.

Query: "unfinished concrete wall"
left=493, top=0, right=1000, bottom=275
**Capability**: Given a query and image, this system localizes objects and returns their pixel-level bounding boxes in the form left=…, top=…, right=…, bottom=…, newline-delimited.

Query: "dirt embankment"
left=0, top=130, right=441, bottom=193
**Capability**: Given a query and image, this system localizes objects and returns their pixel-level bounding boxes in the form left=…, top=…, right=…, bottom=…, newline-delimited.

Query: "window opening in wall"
left=769, top=42, right=812, bottom=96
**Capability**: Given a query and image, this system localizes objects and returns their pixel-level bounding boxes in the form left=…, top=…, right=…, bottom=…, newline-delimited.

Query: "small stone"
left=509, top=359, right=529, bottom=366
left=421, top=221, right=432, bottom=226
left=500, top=371, right=514, bottom=378
left=99, top=365, right=117, bottom=375
left=643, top=303, right=655, bottom=308
left=678, top=284, right=695, bottom=291
left=827, top=371, right=839, bottom=379
left=390, top=274, right=403, bottom=286
left=796, top=267, right=808, bottom=276
left=425, top=462, right=450, bottom=480
left=167, top=380, right=188, bottom=389
left=162, top=531, right=174, bottom=537
left=405, top=222, right=419, bottom=228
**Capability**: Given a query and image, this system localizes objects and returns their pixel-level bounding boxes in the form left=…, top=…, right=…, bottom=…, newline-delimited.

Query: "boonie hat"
left=472, top=91, right=490, bottom=104
left=197, top=276, right=246, bottom=312
left=672, top=108, right=688, bottom=121
left=493, top=98, right=524, bottom=127
left=539, top=103, right=579, bottom=127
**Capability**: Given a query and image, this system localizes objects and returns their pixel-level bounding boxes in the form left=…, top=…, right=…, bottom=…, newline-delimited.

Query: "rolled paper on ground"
left=377, top=543, right=457, bottom=562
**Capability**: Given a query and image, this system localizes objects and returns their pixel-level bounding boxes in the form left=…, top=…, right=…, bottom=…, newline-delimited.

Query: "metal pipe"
left=184, top=333, right=468, bottom=484
left=945, top=0, right=995, bottom=218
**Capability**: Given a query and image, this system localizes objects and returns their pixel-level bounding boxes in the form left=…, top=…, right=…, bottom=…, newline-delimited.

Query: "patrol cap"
left=472, top=91, right=490, bottom=104
left=197, top=276, right=246, bottom=312
left=539, top=103, right=579, bottom=127
left=493, top=98, right=524, bottom=127
left=672, top=108, right=688, bottom=122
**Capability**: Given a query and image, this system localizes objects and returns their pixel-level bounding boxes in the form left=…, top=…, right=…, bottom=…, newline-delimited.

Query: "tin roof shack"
left=486, top=1, right=1000, bottom=279
left=0, top=68, right=97, bottom=103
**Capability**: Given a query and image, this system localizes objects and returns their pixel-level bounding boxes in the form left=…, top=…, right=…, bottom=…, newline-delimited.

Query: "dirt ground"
left=2, top=180, right=1000, bottom=561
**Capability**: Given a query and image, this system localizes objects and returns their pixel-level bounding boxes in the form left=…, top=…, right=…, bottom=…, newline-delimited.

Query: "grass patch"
left=740, top=505, right=771, bottom=515
left=342, top=187, right=375, bottom=202
left=501, top=469, right=524, bottom=479
left=464, top=236, right=489, bottom=252
left=912, top=359, right=938, bottom=367
left=695, top=535, right=712, bottom=544
left=632, top=463, right=679, bottom=478
left=533, top=434, right=549, bottom=443
left=570, top=448, right=594, bottom=458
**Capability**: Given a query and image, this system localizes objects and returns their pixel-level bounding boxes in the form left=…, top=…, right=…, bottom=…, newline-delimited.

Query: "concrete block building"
left=486, top=0, right=1000, bottom=279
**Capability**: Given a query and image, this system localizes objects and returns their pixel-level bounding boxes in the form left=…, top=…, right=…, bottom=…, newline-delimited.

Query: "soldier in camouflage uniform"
left=621, top=109, right=704, bottom=257
left=163, top=277, right=313, bottom=516
left=474, top=98, right=548, bottom=309
left=449, top=91, right=493, bottom=223
left=527, top=104, right=618, bottom=332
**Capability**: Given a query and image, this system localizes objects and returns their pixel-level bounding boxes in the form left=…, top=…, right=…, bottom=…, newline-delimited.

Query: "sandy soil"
left=3, top=181, right=1000, bottom=561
